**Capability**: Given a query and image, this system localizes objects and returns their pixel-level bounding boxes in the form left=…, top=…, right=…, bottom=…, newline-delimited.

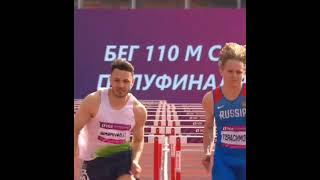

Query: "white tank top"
left=78, top=88, right=136, bottom=161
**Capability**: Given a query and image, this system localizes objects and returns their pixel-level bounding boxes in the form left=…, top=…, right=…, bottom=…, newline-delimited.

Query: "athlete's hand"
left=202, top=154, right=212, bottom=174
left=131, top=160, right=142, bottom=179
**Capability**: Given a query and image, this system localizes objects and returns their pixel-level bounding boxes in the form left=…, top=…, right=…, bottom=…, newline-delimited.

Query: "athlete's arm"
left=202, top=91, right=215, bottom=173
left=202, top=91, right=214, bottom=155
left=131, top=102, right=147, bottom=177
left=74, top=91, right=99, bottom=180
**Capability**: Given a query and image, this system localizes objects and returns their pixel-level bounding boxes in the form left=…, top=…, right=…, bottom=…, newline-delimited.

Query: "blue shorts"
left=212, top=152, right=246, bottom=180
left=81, top=150, right=132, bottom=180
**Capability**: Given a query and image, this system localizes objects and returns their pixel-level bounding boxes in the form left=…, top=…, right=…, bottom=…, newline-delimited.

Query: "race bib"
left=97, top=122, right=131, bottom=144
left=221, top=126, right=246, bottom=149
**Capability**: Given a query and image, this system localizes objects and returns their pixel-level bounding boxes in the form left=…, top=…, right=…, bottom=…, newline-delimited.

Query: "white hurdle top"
left=130, top=134, right=166, bottom=143
left=167, top=115, right=205, bottom=121
left=144, top=126, right=166, bottom=134
left=166, top=127, right=204, bottom=134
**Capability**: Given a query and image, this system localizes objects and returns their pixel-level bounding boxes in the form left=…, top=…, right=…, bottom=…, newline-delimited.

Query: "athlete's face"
left=110, top=69, right=134, bottom=98
left=220, top=59, right=245, bottom=87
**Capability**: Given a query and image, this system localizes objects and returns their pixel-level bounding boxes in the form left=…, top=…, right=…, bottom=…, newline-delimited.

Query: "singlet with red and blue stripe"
left=213, top=83, right=246, bottom=157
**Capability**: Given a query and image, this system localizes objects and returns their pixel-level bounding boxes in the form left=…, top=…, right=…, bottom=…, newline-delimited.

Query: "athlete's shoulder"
left=202, top=91, right=213, bottom=104
left=203, top=86, right=222, bottom=102
left=130, top=94, right=146, bottom=111
left=83, top=90, right=101, bottom=105
left=132, top=98, right=147, bottom=123
left=212, top=86, right=223, bottom=103
left=77, top=90, right=101, bottom=117
left=133, top=98, right=147, bottom=113
left=202, top=90, right=214, bottom=112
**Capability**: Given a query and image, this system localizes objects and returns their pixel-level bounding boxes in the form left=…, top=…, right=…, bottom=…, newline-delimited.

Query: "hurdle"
left=147, top=115, right=166, bottom=121
left=168, top=135, right=203, bottom=180
left=167, top=103, right=202, bottom=107
left=146, top=106, right=166, bottom=109
left=148, top=110, right=167, bottom=116
left=140, top=100, right=167, bottom=104
left=167, top=110, right=205, bottom=116
left=165, top=127, right=204, bottom=135
left=144, top=126, right=166, bottom=135
left=167, top=115, right=205, bottom=121
left=145, top=120, right=167, bottom=126
left=143, top=135, right=167, bottom=180
left=168, top=105, right=203, bottom=109
left=167, top=120, right=205, bottom=127
left=167, top=108, right=204, bottom=112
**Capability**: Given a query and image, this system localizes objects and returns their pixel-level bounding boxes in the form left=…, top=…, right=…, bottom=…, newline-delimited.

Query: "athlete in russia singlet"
left=212, top=84, right=246, bottom=180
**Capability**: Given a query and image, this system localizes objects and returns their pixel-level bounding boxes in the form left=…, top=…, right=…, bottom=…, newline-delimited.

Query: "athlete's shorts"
left=212, top=151, right=246, bottom=180
left=81, top=149, right=132, bottom=180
